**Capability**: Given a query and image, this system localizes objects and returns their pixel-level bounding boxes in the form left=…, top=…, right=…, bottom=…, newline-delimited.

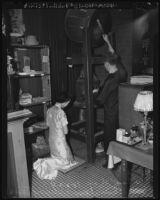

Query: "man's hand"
left=102, top=33, right=115, bottom=54
left=92, top=88, right=99, bottom=93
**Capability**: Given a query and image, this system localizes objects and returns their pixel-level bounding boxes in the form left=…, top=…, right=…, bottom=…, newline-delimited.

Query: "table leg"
left=121, top=159, right=128, bottom=197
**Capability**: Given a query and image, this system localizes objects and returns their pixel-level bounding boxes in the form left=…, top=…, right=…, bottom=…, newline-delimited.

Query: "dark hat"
left=56, top=92, right=71, bottom=103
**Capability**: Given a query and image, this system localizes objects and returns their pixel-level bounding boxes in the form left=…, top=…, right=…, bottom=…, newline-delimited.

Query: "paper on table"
left=108, top=155, right=121, bottom=168
left=107, top=128, right=125, bottom=168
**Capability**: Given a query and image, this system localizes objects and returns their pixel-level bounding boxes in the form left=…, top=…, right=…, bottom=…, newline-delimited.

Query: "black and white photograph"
left=2, top=1, right=159, bottom=199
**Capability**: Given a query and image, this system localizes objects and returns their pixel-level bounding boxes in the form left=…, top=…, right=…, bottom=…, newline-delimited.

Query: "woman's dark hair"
left=104, top=52, right=120, bottom=65
left=55, top=92, right=71, bottom=103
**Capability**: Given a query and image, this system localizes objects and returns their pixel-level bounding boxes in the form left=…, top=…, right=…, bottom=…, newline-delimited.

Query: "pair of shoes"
left=95, top=142, right=104, bottom=153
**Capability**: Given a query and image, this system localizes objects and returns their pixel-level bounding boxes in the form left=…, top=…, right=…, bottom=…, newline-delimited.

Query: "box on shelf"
left=32, top=136, right=50, bottom=158
left=32, top=143, right=50, bottom=158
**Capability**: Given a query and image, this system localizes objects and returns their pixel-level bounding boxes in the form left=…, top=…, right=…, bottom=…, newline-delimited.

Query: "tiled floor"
left=31, top=138, right=153, bottom=198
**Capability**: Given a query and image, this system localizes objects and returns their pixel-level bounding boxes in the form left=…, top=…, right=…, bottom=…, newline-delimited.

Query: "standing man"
left=96, top=34, right=128, bottom=168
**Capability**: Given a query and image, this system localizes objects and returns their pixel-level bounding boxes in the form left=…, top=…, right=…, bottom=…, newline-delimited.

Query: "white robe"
left=33, top=105, right=77, bottom=179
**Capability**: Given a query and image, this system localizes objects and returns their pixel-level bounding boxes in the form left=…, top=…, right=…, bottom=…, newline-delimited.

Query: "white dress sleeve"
left=58, top=110, right=68, bottom=127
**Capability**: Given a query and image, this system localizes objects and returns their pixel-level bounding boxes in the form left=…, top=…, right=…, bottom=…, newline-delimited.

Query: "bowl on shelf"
left=25, top=35, right=39, bottom=46
left=148, top=139, right=153, bottom=145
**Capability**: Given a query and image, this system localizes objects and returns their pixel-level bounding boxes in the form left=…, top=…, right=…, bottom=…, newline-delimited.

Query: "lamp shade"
left=134, top=90, right=153, bottom=112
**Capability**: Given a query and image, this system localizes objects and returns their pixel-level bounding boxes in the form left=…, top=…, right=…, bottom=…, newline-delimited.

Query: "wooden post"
left=82, top=23, right=95, bottom=163
left=8, top=116, right=30, bottom=198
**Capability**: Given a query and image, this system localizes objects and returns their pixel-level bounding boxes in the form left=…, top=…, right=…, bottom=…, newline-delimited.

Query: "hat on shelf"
left=25, top=35, right=39, bottom=45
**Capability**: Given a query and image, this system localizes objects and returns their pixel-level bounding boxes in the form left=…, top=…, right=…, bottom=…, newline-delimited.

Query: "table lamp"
left=134, top=91, right=153, bottom=144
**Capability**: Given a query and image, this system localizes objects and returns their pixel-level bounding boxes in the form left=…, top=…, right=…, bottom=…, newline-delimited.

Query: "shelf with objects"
left=65, top=9, right=114, bottom=163
left=9, top=44, right=52, bottom=162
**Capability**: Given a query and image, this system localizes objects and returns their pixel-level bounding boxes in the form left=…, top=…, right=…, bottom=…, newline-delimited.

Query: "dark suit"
left=96, top=60, right=127, bottom=153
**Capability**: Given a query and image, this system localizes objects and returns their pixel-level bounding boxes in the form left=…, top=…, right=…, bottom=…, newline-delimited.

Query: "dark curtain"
left=23, top=9, right=68, bottom=102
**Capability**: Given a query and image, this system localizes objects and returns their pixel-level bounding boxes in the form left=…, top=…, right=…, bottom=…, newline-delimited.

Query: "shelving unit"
left=66, top=25, right=106, bottom=163
left=9, top=44, right=52, bottom=159
left=11, top=44, right=51, bottom=116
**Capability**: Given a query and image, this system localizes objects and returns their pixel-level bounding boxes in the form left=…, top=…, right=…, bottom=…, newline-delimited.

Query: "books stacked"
left=130, top=75, right=153, bottom=85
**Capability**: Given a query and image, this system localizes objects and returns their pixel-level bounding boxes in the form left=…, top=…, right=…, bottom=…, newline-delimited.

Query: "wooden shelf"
left=70, top=129, right=104, bottom=144
left=7, top=109, right=33, bottom=122
left=66, top=56, right=106, bottom=65
left=24, top=126, right=47, bottom=135
left=73, top=100, right=100, bottom=109
left=19, top=97, right=51, bottom=107
left=70, top=120, right=104, bottom=144
left=11, top=44, right=48, bottom=49
left=13, top=72, right=50, bottom=78
left=24, top=121, right=49, bottom=135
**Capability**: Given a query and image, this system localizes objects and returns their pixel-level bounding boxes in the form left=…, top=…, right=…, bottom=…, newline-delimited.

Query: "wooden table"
left=107, top=141, right=153, bottom=197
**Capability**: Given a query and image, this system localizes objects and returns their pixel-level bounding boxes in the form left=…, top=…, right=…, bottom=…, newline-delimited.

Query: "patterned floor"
left=31, top=138, right=153, bottom=198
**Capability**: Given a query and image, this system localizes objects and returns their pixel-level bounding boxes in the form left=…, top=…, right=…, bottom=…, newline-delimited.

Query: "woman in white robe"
left=47, top=96, right=74, bottom=164
left=33, top=93, right=77, bottom=179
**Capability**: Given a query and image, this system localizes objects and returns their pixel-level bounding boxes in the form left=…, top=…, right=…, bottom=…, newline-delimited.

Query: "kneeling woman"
left=33, top=93, right=77, bottom=179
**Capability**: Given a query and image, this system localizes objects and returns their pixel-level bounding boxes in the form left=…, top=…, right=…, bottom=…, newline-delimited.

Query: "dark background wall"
left=23, top=9, right=68, bottom=102
left=22, top=9, right=135, bottom=101
left=7, top=8, right=156, bottom=105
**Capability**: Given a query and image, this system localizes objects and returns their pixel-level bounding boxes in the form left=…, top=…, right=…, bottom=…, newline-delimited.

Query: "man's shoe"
left=102, top=161, right=108, bottom=168
left=102, top=156, right=108, bottom=168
